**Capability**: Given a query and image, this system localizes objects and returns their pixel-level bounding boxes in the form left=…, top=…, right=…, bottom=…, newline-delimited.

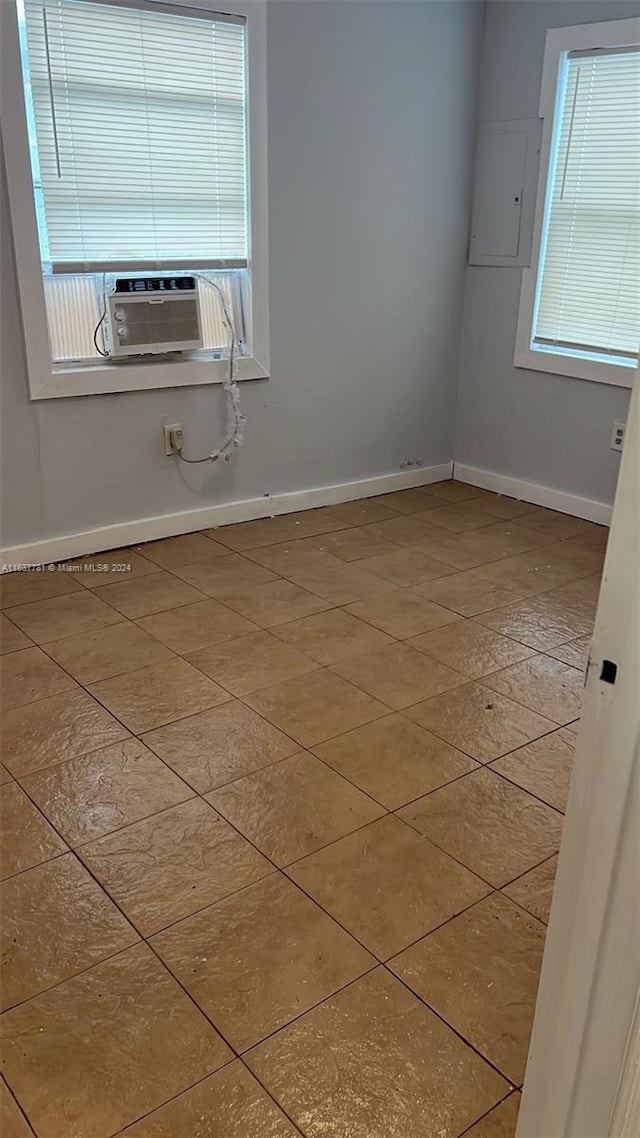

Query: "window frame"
left=514, top=18, right=639, bottom=390
left=1, top=0, right=269, bottom=400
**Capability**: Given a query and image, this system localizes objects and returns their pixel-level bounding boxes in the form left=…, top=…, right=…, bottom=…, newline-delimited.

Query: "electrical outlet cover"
left=609, top=422, right=625, bottom=452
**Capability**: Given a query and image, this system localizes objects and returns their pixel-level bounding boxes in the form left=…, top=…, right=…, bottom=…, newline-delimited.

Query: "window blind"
left=22, top=0, right=248, bottom=272
left=534, top=47, right=640, bottom=360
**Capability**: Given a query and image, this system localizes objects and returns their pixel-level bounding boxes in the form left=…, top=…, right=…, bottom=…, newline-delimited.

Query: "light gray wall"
left=0, top=0, right=483, bottom=550
left=454, top=0, right=637, bottom=507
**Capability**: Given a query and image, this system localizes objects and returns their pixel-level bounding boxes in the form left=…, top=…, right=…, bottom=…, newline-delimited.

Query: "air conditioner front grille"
left=106, top=292, right=203, bottom=356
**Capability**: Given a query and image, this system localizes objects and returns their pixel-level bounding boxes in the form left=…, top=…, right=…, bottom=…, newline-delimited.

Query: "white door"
left=517, top=374, right=640, bottom=1137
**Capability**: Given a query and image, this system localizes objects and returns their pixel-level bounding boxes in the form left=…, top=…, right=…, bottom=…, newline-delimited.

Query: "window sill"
left=514, top=345, right=636, bottom=390
left=28, top=354, right=269, bottom=401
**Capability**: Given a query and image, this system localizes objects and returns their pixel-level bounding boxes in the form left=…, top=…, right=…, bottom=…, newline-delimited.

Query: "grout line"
left=456, top=1088, right=521, bottom=1137
left=0, top=1072, right=38, bottom=1136
left=499, top=850, right=560, bottom=894
left=382, top=963, right=519, bottom=1089
left=0, top=847, right=70, bottom=886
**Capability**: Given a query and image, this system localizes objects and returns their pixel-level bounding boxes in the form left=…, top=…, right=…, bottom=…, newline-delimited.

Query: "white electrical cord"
left=176, top=275, right=247, bottom=464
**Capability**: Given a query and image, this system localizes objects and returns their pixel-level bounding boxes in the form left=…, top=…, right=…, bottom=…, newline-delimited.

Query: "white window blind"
left=534, top=47, right=640, bottom=361
left=22, top=0, right=248, bottom=273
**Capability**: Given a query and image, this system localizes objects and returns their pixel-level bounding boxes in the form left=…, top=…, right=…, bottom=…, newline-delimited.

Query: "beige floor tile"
left=153, top=874, right=374, bottom=1051
left=136, top=598, right=259, bottom=653
left=346, top=590, right=461, bottom=639
left=502, top=856, right=558, bottom=924
left=374, top=486, right=443, bottom=514
left=399, top=768, right=563, bottom=886
left=187, top=629, right=320, bottom=695
left=428, top=481, right=488, bottom=503
left=244, top=670, right=387, bottom=747
left=69, top=550, right=163, bottom=589
left=424, top=504, right=498, bottom=534
left=331, top=642, right=465, bottom=710
left=45, top=621, right=174, bottom=684
left=134, top=532, right=229, bottom=570
left=408, top=620, right=534, bottom=679
left=93, top=572, right=205, bottom=619
left=246, top=968, right=508, bottom=1138
left=490, top=727, right=576, bottom=811
left=314, top=714, right=477, bottom=809
left=0, top=1079, right=35, bottom=1137
left=306, top=526, right=396, bottom=561
left=556, top=574, right=602, bottom=602
left=2, top=689, right=129, bottom=778
left=363, top=513, right=440, bottom=548
left=80, top=798, right=271, bottom=936
left=208, top=752, right=384, bottom=866
left=566, top=524, right=610, bottom=551
left=414, top=571, right=529, bottom=617
left=392, top=531, right=490, bottom=572
left=462, top=1092, right=521, bottom=1138
left=222, top=579, right=330, bottom=628
left=546, top=578, right=601, bottom=622
left=355, top=546, right=456, bottom=587
left=546, top=637, right=590, bottom=670
left=390, top=894, right=545, bottom=1083
left=288, top=814, right=489, bottom=959
left=272, top=608, right=394, bottom=665
left=286, top=560, right=397, bottom=606
left=0, top=763, right=12, bottom=785
left=471, top=548, right=592, bottom=595
left=405, top=681, right=556, bottom=763
left=475, top=590, right=596, bottom=651
left=0, top=646, right=77, bottom=709
left=324, top=500, right=399, bottom=526
left=143, top=701, right=300, bottom=792
left=0, top=569, right=81, bottom=609
left=21, top=738, right=194, bottom=847
left=5, top=590, right=122, bottom=644
left=211, top=509, right=346, bottom=552
left=405, top=673, right=555, bottom=764
left=432, top=522, right=549, bottom=567
left=121, top=1062, right=299, bottom=1137
left=89, top=658, right=230, bottom=734
left=0, top=783, right=66, bottom=880
left=1, top=852, right=138, bottom=1011
left=468, top=554, right=560, bottom=595
left=523, top=509, right=593, bottom=541
left=467, top=493, right=537, bottom=521
left=244, top=542, right=340, bottom=577
left=173, top=553, right=279, bottom=597
left=0, top=614, right=32, bottom=655
left=0, top=943, right=230, bottom=1138
left=484, top=656, right=584, bottom=726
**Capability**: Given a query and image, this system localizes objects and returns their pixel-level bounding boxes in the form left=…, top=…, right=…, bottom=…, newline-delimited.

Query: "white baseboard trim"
left=1, top=461, right=453, bottom=569
left=454, top=463, right=612, bottom=526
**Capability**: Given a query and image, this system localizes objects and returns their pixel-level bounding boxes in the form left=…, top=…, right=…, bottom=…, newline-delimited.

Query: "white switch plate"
left=610, top=422, right=625, bottom=452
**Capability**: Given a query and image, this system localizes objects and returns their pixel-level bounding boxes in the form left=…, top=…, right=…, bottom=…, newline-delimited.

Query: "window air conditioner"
left=106, top=276, right=203, bottom=357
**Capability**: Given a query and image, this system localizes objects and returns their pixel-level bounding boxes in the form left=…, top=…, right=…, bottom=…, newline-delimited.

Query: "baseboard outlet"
left=454, top=463, right=612, bottom=526
left=1, top=461, right=453, bottom=569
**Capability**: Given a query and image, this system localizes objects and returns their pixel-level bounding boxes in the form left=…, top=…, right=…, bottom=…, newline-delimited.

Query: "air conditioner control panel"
left=114, top=276, right=196, bottom=293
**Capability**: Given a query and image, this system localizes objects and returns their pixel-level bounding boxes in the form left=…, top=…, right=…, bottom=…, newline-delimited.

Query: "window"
left=2, top=0, right=268, bottom=399
left=515, top=19, right=639, bottom=388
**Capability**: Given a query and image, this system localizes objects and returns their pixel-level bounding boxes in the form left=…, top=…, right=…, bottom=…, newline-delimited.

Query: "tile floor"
left=0, top=480, right=606, bottom=1138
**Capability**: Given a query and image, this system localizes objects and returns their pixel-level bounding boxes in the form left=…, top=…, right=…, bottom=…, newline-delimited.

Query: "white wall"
left=454, top=0, right=636, bottom=509
left=0, top=0, right=483, bottom=551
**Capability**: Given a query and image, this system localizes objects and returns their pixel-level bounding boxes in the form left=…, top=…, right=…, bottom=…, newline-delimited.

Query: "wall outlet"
left=163, top=423, right=183, bottom=456
left=609, top=422, right=625, bottom=452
